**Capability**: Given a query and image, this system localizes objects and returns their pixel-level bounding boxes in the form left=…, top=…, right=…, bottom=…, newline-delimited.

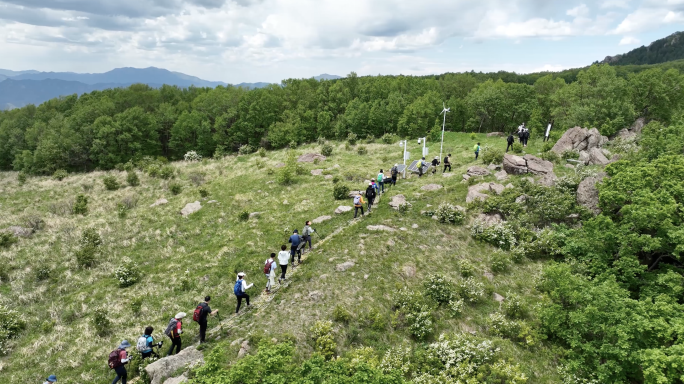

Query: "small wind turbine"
left=439, top=102, right=450, bottom=163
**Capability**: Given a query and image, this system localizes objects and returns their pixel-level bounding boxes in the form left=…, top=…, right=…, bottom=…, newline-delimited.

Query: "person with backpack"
left=377, top=170, right=385, bottom=193
left=443, top=154, right=451, bottom=173
left=517, top=123, right=525, bottom=144
left=353, top=193, right=365, bottom=218
left=474, top=143, right=481, bottom=160
left=390, top=164, right=399, bottom=185
left=289, top=229, right=302, bottom=266
left=278, top=244, right=289, bottom=283
left=193, top=296, right=218, bottom=343
left=165, top=312, right=185, bottom=355
left=418, top=157, right=425, bottom=177
left=365, top=182, right=376, bottom=213
left=506, top=134, right=514, bottom=152
left=302, top=221, right=314, bottom=251
left=234, top=272, right=253, bottom=314
left=431, top=157, right=440, bottom=175
left=265, top=253, right=277, bottom=293
left=42, top=375, right=57, bottom=384
left=109, top=340, right=131, bottom=384
left=523, top=128, right=530, bottom=147
left=137, top=326, right=159, bottom=359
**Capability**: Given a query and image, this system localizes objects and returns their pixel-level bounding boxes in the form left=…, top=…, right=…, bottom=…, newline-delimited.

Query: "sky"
left=0, top=0, right=683, bottom=83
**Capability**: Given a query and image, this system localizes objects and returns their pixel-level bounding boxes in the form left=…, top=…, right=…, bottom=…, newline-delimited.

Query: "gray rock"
left=579, top=150, right=590, bottom=164
left=487, top=131, right=505, bottom=137
left=146, top=346, right=204, bottom=384
left=163, top=374, right=188, bottom=384
left=334, top=206, right=353, bottom=214
left=524, top=154, right=554, bottom=175
left=275, top=162, right=286, bottom=168
left=552, top=126, right=589, bottom=154
left=466, top=183, right=490, bottom=203
left=538, top=173, right=558, bottom=187
left=505, top=183, right=514, bottom=189
left=249, top=212, right=261, bottom=219
left=601, top=148, right=612, bottom=158
left=297, top=153, right=326, bottom=163
left=207, top=200, right=218, bottom=204
left=389, top=195, right=407, bottom=210
left=613, top=128, right=635, bottom=141
left=309, top=291, right=324, bottom=301
left=238, top=340, right=251, bottom=358
left=442, top=173, right=454, bottom=178
left=310, top=169, right=323, bottom=176
left=484, top=272, right=494, bottom=281
left=565, top=164, right=575, bottom=169
left=477, top=213, right=502, bottom=226
left=5, top=226, right=33, bottom=237
left=494, top=170, right=508, bottom=181
left=630, top=116, right=647, bottom=134
left=493, top=293, right=505, bottom=302
left=577, top=173, right=607, bottom=215
left=150, top=198, right=169, bottom=207
left=336, top=261, right=355, bottom=272
left=421, top=184, right=443, bottom=191
left=403, top=265, right=416, bottom=277
left=503, top=154, right=527, bottom=175
left=411, top=224, right=419, bottom=229
left=586, top=128, right=602, bottom=149
left=348, top=190, right=365, bottom=198
left=588, top=147, right=609, bottom=166
left=180, top=201, right=202, bottom=217
left=462, top=174, right=471, bottom=181
left=313, top=215, right=332, bottom=224
left=488, top=183, right=505, bottom=195
left=515, top=195, right=527, bottom=203
left=367, top=225, right=396, bottom=232
left=467, top=166, right=490, bottom=177
left=324, top=175, right=333, bottom=179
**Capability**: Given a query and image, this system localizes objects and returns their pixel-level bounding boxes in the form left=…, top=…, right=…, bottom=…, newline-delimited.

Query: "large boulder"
left=630, top=117, right=647, bottom=134
left=146, top=346, right=204, bottom=384
left=466, top=183, right=491, bottom=203
left=588, top=147, right=610, bottom=166
left=577, top=173, right=606, bottom=215
left=552, top=126, right=587, bottom=154
left=389, top=194, right=407, bottom=210
left=494, top=170, right=508, bottom=181
left=467, top=166, right=490, bottom=177
left=180, top=201, right=202, bottom=217
left=488, top=183, right=505, bottom=195
left=297, top=153, right=326, bottom=163
left=586, top=128, right=602, bottom=150
left=503, top=154, right=527, bottom=175
left=538, top=173, right=558, bottom=187
left=163, top=374, right=188, bottom=384
left=578, top=151, right=590, bottom=164
left=523, top=154, right=554, bottom=175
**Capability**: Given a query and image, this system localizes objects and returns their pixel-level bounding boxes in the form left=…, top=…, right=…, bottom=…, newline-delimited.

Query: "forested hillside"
left=603, top=31, right=684, bottom=65
left=2, top=63, right=683, bottom=177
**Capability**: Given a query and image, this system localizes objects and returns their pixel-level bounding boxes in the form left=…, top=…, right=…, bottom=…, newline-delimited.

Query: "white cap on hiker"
left=369, top=182, right=373, bottom=186
left=238, top=272, right=246, bottom=277
left=175, top=312, right=186, bottom=319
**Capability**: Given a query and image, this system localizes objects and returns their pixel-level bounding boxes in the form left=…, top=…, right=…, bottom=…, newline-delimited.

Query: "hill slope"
left=602, top=31, right=684, bottom=65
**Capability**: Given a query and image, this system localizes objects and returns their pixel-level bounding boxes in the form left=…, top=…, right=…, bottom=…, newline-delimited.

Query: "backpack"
left=108, top=349, right=122, bottom=369
left=264, top=260, right=274, bottom=274
left=234, top=280, right=242, bottom=295
left=444, top=156, right=449, bottom=163
left=377, top=174, right=383, bottom=182
left=193, top=303, right=206, bottom=322
left=136, top=335, right=149, bottom=352
left=391, top=168, right=397, bottom=176
left=353, top=195, right=361, bottom=205
left=164, top=318, right=178, bottom=337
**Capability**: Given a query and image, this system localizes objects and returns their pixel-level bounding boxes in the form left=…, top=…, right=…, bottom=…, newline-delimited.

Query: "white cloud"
left=601, top=0, right=629, bottom=9
left=567, top=4, right=590, bottom=17
left=619, top=35, right=640, bottom=45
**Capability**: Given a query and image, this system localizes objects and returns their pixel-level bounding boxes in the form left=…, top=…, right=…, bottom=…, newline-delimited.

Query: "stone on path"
left=145, top=346, right=204, bottom=384
left=180, top=201, right=202, bottom=217
left=336, top=261, right=355, bottom=272
left=494, top=293, right=505, bottom=302
left=334, top=206, right=352, bottom=214
left=238, top=340, right=251, bottom=358
left=150, top=198, right=168, bottom=207
left=312, top=215, right=332, bottom=224
left=348, top=190, right=365, bottom=198
left=367, top=225, right=396, bottom=232
left=467, top=166, right=490, bottom=177
left=421, top=184, right=443, bottom=191
left=389, top=194, right=407, bottom=210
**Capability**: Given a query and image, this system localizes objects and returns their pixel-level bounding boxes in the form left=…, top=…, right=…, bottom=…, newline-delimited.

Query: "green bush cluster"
left=238, top=144, right=254, bottom=155
left=346, top=132, right=358, bottom=145
left=511, top=142, right=524, bottom=154
left=237, top=210, right=249, bottom=222
left=332, top=183, right=349, bottom=200
left=480, top=146, right=504, bottom=165
left=0, top=306, right=26, bottom=355
left=126, top=170, right=140, bottom=186
left=169, top=182, right=182, bottom=195
left=52, top=169, right=68, bottom=181
left=75, top=228, right=102, bottom=268
left=321, top=144, right=333, bottom=157
left=73, top=194, right=88, bottom=215
left=102, top=175, right=120, bottom=190
left=332, top=305, right=351, bottom=323
left=199, top=187, right=209, bottom=198
left=434, top=202, right=465, bottom=224
left=91, top=307, right=111, bottom=337
left=0, top=232, right=17, bottom=249
left=115, top=258, right=140, bottom=287
left=381, top=133, right=397, bottom=144
left=258, top=147, right=267, bottom=157
left=357, top=145, right=367, bottom=155
left=310, top=321, right=336, bottom=360
left=17, top=172, right=27, bottom=185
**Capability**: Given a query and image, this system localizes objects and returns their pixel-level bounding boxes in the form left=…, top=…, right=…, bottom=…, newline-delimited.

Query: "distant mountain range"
left=0, top=67, right=342, bottom=110
left=602, top=31, right=684, bottom=65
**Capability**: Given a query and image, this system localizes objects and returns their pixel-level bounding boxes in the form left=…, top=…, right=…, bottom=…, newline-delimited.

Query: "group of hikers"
left=414, top=154, right=453, bottom=177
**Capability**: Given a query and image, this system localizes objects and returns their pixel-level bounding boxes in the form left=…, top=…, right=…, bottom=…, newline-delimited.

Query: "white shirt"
left=265, top=259, right=276, bottom=274
left=278, top=250, right=290, bottom=265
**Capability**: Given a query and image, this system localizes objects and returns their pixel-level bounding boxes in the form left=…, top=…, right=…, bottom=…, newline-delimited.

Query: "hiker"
left=431, top=157, right=440, bottom=175
left=366, top=182, right=376, bottom=212
left=443, top=154, right=451, bottom=173
left=43, top=375, right=57, bottom=384
left=234, top=272, right=253, bottom=314
left=474, top=143, right=481, bottom=160
left=523, top=128, right=530, bottom=147
left=517, top=123, right=525, bottom=144
left=265, top=253, right=277, bottom=293
left=377, top=170, right=385, bottom=193
left=278, top=245, right=289, bottom=282
left=390, top=164, right=399, bottom=185
left=418, top=157, right=426, bottom=177
left=289, top=229, right=302, bottom=265
left=194, top=296, right=218, bottom=344
left=109, top=340, right=131, bottom=384
left=302, top=221, right=314, bottom=251
left=506, top=133, right=514, bottom=152
left=371, top=179, right=379, bottom=194
left=165, top=312, right=185, bottom=356
left=137, top=326, right=158, bottom=359
left=353, top=193, right=365, bottom=218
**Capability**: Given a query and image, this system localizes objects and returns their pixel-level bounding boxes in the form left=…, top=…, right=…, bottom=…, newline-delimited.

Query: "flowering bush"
left=406, top=310, right=433, bottom=340
left=380, top=344, right=412, bottom=374
left=424, top=273, right=454, bottom=305
left=310, top=320, right=336, bottom=360
left=238, top=144, right=254, bottom=155
left=489, top=360, right=529, bottom=384
left=347, top=132, right=358, bottom=145
left=448, top=299, right=465, bottom=317
left=490, top=251, right=511, bottom=273
left=392, top=288, right=423, bottom=313
left=428, top=333, right=497, bottom=371
left=488, top=313, right=538, bottom=347
left=458, top=259, right=475, bottom=277
left=471, top=220, right=517, bottom=250
left=434, top=203, right=465, bottom=224
left=0, top=306, right=26, bottom=355
left=184, top=151, right=202, bottom=162
left=457, top=277, right=486, bottom=303
left=115, top=258, right=140, bottom=287
left=348, top=346, right=379, bottom=368
left=502, top=293, right=527, bottom=319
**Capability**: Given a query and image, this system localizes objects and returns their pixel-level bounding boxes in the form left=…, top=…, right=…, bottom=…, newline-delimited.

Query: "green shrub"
left=310, top=321, right=336, bottom=360
left=75, top=246, right=97, bottom=268
left=347, top=132, right=358, bottom=145
left=258, top=147, right=266, bottom=157
left=0, top=232, right=17, bottom=249
left=458, top=259, right=475, bottom=277
left=76, top=228, right=102, bottom=268
left=332, top=175, right=341, bottom=184
left=448, top=299, right=465, bottom=317
left=423, top=274, right=454, bottom=305
left=480, top=146, right=504, bottom=165
left=277, top=151, right=297, bottom=185
left=434, top=203, right=465, bottom=224
left=115, top=258, right=140, bottom=287
left=490, top=252, right=511, bottom=273
left=333, top=183, right=349, bottom=200
left=73, top=194, right=88, bottom=215
left=540, top=150, right=560, bottom=163
left=406, top=310, right=433, bottom=340
left=458, top=277, right=486, bottom=303
left=0, top=306, right=26, bottom=354
left=332, top=305, right=352, bottom=323
left=35, top=266, right=51, bottom=281
left=470, top=133, right=476, bottom=140
left=52, top=169, right=68, bottom=181
left=317, top=136, right=326, bottom=145
left=169, top=182, right=182, bottom=195
left=188, top=172, right=205, bottom=186
left=159, top=166, right=175, bottom=180
left=199, top=188, right=209, bottom=198
left=102, top=175, right=120, bottom=191
left=512, top=142, right=524, bottom=154
left=562, top=150, right=580, bottom=160
left=381, top=133, right=397, bottom=144
left=502, top=293, right=527, bottom=319
left=289, top=140, right=298, bottom=149
left=365, top=135, right=375, bottom=144
left=471, top=220, right=517, bottom=250
left=40, top=320, right=55, bottom=334
left=238, top=144, right=254, bottom=155
left=92, top=307, right=112, bottom=337
left=397, top=201, right=412, bottom=214
left=542, top=142, right=554, bottom=152
left=238, top=210, right=249, bottom=222
left=116, top=203, right=128, bottom=219
left=123, top=161, right=135, bottom=171
left=130, top=297, right=143, bottom=314
left=344, top=142, right=352, bottom=151
left=146, top=164, right=161, bottom=178
left=115, top=163, right=125, bottom=172
left=17, top=172, right=27, bottom=185
left=126, top=171, right=140, bottom=186
left=321, top=144, right=333, bottom=157
left=363, top=308, right=385, bottom=331
left=357, top=145, right=367, bottom=155
left=295, top=164, right=306, bottom=175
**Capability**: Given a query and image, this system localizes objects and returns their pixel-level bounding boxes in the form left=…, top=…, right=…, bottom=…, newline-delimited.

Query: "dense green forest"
left=1, top=63, right=683, bottom=175
left=604, top=31, right=684, bottom=65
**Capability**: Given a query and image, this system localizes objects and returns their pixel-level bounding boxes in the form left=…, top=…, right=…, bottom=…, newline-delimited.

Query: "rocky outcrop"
left=467, top=166, right=490, bottom=177
left=297, top=153, right=326, bottom=163
left=180, top=201, right=202, bottom=217
left=150, top=198, right=168, bottom=207
left=494, top=170, right=508, bottom=181
left=588, top=147, right=610, bottom=166
left=466, top=183, right=490, bottom=203
left=312, top=215, right=332, bottom=224
left=577, top=173, right=607, bottom=215
left=551, top=126, right=608, bottom=155
left=476, top=213, right=502, bottom=226
left=538, top=173, right=558, bottom=187
left=146, top=346, right=204, bottom=384
left=503, top=154, right=528, bottom=175
left=163, top=374, right=188, bottom=384
left=334, top=206, right=352, bottom=214
left=389, top=195, right=407, bottom=210
left=503, top=154, right=554, bottom=175
left=237, top=340, right=251, bottom=358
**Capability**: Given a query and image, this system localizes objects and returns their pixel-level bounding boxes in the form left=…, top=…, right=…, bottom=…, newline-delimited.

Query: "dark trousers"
left=367, top=198, right=374, bottom=211
left=443, top=164, right=451, bottom=172
left=112, top=365, right=127, bottom=384
left=419, top=167, right=423, bottom=177
left=167, top=336, right=181, bottom=355
left=199, top=320, right=208, bottom=343
left=236, top=293, right=250, bottom=313
left=391, top=176, right=397, bottom=185
left=280, top=264, right=288, bottom=280
left=378, top=181, right=384, bottom=193
left=141, top=350, right=157, bottom=359
left=290, top=245, right=301, bottom=263
left=506, top=143, right=513, bottom=152
left=303, top=235, right=312, bottom=249
left=354, top=206, right=364, bottom=218
left=475, top=151, right=479, bottom=160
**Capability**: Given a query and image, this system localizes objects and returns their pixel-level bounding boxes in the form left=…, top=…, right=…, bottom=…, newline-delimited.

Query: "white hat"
left=237, top=272, right=246, bottom=277
left=369, top=182, right=373, bottom=186
left=175, top=312, right=186, bottom=319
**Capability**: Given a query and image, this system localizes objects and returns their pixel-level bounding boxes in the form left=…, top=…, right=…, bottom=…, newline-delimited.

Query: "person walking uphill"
left=443, top=154, right=451, bottom=173
left=377, top=170, right=385, bottom=193
left=390, top=164, right=399, bottom=185
left=302, top=221, right=314, bottom=251
left=474, top=143, right=481, bottom=160
left=265, top=253, right=277, bottom=293
left=365, top=182, right=376, bottom=212
left=164, top=312, right=185, bottom=356
left=506, top=134, right=514, bottom=152
left=289, top=229, right=302, bottom=265
left=353, top=193, right=365, bottom=218
left=109, top=340, right=131, bottom=384
left=136, top=326, right=158, bottom=359
left=418, top=157, right=426, bottom=177
left=234, top=272, right=253, bottom=314
left=194, top=296, right=218, bottom=343
left=43, top=375, right=57, bottom=384
left=431, top=157, right=440, bottom=175
left=278, top=245, right=289, bottom=282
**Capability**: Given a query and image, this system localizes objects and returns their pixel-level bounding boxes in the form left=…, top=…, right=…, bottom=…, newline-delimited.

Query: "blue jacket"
left=289, top=234, right=301, bottom=246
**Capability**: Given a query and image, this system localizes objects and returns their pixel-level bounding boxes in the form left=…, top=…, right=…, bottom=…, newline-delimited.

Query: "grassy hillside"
left=0, top=133, right=579, bottom=383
